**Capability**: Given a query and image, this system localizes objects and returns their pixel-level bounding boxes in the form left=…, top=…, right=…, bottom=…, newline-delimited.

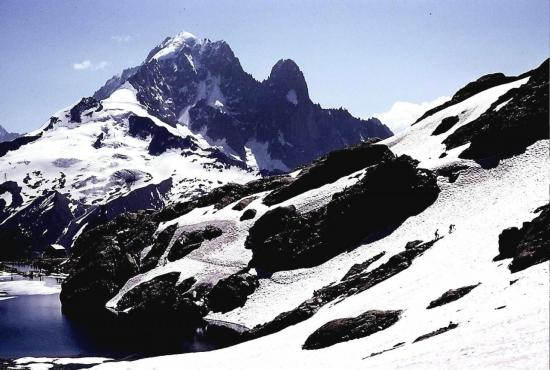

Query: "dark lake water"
left=0, top=268, right=220, bottom=359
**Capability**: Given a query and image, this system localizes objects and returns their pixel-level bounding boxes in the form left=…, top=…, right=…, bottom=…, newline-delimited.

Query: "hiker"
left=434, top=229, right=439, bottom=239
left=449, top=224, right=455, bottom=234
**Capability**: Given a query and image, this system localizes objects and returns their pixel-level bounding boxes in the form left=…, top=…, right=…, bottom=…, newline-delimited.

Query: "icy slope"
left=89, top=62, right=548, bottom=370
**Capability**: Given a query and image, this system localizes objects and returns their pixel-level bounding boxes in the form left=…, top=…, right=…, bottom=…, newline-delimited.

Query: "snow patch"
left=286, top=90, right=298, bottom=105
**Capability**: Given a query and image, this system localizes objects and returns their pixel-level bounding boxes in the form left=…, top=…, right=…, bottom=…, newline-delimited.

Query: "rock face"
left=69, top=97, right=103, bottom=123
left=208, top=273, right=259, bottom=313
left=0, top=191, right=81, bottom=259
left=94, top=32, right=392, bottom=172
left=426, top=284, right=480, bottom=309
left=246, top=154, right=440, bottom=271
left=302, top=310, right=402, bottom=350
left=443, top=59, right=549, bottom=163
left=494, top=204, right=550, bottom=272
left=239, top=209, right=257, bottom=221
left=431, top=116, right=459, bottom=135
left=263, top=141, right=392, bottom=206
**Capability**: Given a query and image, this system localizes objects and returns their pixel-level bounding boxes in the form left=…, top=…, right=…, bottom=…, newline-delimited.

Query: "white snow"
left=286, top=90, right=298, bottom=105
left=14, top=357, right=110, bottom=370
left=150, top=32, right=199, bottom=61
left=0, top=191, right=12, bottom=207
left=0, top=280, right=60, bottom=295
left=494, top=97, right=513, bottom=112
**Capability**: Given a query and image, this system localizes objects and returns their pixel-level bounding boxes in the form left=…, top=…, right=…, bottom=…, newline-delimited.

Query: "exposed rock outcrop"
left=166, top=225, right=223, bottom=262
left=413, top=322, right=459, bottom=343
left=246, top=155, right=440, bottom=271
left=431, top=115, right=459, bottom=135
left=426, top=284, right=480, bottom=309
left=116, top=272, right=206, bottom=327
left=69, top=97, right=103, bottom=123
left=302, top=310, right=402, bottom=350
left=263, top=141, right=392, bottom=206
left=494, top=204, right=550, bottom=272
left=208, top=273, right=259, bottom=313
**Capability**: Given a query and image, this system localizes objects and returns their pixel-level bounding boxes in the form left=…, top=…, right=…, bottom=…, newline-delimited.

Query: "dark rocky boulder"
left=208, top=273, right=259, bottom=313
left=69, top=97, right=102, bottom=123
left=431, top=116, right=459, bottom=135
left=232, top=196, right=258, bottom=211
left=263, top=142, right=393, bottom=206
left=239, top=209, right=257, bottom=221
left=443, top=59, right=548, bottom=164
left=494, top=204, right=550, bottom=272
left=166, top=225, right=223, bottom=262
left=302, top=310, right=402, bottom=350
left=427, top=284, right=480, bottom=309
left=413, top=322, right=458, bottom=342
left=116, top=272, right=206, bottom=326
left=245, top=240, right=436, bottom=340
left=246, top=155, right=440, bottom=271
left=92, top=132, right=104, bottom=149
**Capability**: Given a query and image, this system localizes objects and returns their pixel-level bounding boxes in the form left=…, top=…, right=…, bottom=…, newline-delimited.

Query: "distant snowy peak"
left=146, top=31, right=202, bottom=62
left=90, top=31, right=392, bottom=172
left=0, top=125, right=20, bottom=143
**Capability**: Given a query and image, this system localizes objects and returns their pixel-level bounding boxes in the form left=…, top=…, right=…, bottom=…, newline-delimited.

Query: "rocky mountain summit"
left=93, top=32, right=392, bottom=172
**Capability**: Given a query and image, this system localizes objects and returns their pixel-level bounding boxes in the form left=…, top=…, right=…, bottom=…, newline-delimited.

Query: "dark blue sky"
left=0, top=0, right=548, bottom=133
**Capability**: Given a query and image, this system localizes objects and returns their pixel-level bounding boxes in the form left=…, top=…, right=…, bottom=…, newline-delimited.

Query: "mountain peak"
left=266, top=59, right=309, bottom=102
left=146, top=31, right=202, bottom=62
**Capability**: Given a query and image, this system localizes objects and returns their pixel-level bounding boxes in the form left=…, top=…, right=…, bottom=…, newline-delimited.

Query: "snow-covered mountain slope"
left=57, top=60, right=548, bottom=369
left=0, top=84, right=257, bottom=258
